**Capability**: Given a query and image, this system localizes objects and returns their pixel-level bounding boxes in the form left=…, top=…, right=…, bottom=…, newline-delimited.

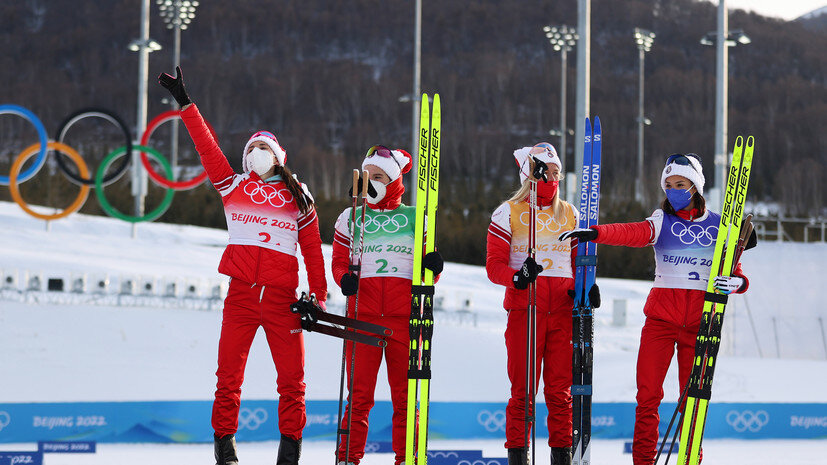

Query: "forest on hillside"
left=0, top=0, right=825, bottom=276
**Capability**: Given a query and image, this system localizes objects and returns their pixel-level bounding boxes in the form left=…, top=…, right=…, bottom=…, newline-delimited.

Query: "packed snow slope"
left=1, top=201, right=826, bottom=404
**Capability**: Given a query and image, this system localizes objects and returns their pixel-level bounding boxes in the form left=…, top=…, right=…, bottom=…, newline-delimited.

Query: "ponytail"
left=275, top=165, right=313, bottom=214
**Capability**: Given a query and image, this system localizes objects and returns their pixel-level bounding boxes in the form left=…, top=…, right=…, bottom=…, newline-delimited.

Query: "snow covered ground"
left=1, top=200, right=827, bottom=461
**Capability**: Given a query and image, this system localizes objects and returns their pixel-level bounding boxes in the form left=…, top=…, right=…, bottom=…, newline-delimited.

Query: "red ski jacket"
left=180, top=104, right=327, bottom=299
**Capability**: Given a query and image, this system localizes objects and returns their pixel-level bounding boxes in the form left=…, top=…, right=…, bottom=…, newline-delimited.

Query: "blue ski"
left=572, top=117, right=601, bottom=465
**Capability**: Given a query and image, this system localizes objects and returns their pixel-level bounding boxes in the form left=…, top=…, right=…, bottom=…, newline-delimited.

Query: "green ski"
left=405, top=93, right=441, bottom=465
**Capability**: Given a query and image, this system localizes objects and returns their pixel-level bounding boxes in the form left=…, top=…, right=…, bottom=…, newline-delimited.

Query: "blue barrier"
left=0, top=401, right=825, bottom=443
left=0, top=451, right=43, bottom=465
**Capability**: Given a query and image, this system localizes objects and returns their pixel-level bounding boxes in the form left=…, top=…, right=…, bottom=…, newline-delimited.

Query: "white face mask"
left=366, top=179, right=386, bottom=204
left=248, top=147, right=275, bottom=176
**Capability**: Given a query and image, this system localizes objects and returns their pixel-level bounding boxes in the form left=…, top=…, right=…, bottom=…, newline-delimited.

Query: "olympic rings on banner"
left=0, top=104, right=49, bottom=185
left=94, top=145, right=175, bottom=223
left=55, top=107, right=132, bottom=186
left=140, top=110, right=208, bottom=190
left=9, top=142, right=90, bottom=220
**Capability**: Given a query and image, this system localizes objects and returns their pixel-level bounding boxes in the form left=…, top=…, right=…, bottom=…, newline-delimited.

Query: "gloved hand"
left=347, top=176, right=378, bottom=198
left=714, top=275, right=744, bottom=295
left=532, top=156, right=549, bottom=182
left=513, top=257, right=543, bottom=290
left=567, top=284, right=600, bottom=308
left=559, top=228, right=598, bottom=242
left=340, top=273, right=359, bottom=296
left=422, top=251, right=444, bottom=275
left=745, top=228, right=758, bottom=250
left=290, top=294, right=320, bottom=331
left=158, top=65, right=192, bottom=107
left=588, top=284, right=601, bottom=308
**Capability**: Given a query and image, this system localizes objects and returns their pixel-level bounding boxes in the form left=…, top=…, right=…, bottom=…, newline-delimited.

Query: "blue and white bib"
left=650, top=209, right=720, bottom=290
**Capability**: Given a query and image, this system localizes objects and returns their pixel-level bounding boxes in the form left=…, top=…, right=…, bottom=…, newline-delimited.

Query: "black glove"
left=339, top=272, right=359, bottom=296
left=588, top=284, right=601, bottom=308
left=532, top=156, right=549, bottom=182
left=422, top=251, right=444, bottom=275
left=567, top=285, right=600, bottom=308
left=513, top=257, right=543, bottom=290
left=290, top=294, right=319, bottom=331
left=559, top=228, right=598, bottom=243
left=158, top=65, right=192, bottom=107
left=745, top=228, right=757, bottom=250
left=347, top=176, right=378, bottom=198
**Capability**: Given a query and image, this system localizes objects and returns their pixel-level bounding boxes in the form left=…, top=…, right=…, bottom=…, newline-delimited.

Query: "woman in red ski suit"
left=159, top=67, right=326, bottom=465
left=486, top=143, right=598, bottom=465
left=560, top=153, right=752, bottom=465
left=331, top=146, right=442, bottom=465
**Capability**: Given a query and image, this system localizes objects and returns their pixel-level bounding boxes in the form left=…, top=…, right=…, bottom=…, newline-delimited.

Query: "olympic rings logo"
left=355, top=213, right=410, bottom=234
left=0, top=411, right=10, bottom=432
left=519, top=210, right=563, bottom=233
left=477, top=409, right=506, bottom=432
left=429, top=452, right=459, bottom=458
left=458, top=460, right=504, bottom=465
left=1, top=104, right=212, bottom=223
left=671, top=221, right=717, bottom=247
left=238, top=407, right=268, bottom=430
left=364, top=442, right=381, bottom=453
left=726, top=410, right=769, bottom=433
left=243, top=182, right=294, bottom=207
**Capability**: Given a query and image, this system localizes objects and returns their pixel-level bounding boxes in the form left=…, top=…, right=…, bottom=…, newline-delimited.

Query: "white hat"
left=661, top=153, right=705, bottom=195
left=242, top=131, right=286, bottom=173
left=361, top=146, right=412, bottom=181
left=514, top=142, right=561, bottom=184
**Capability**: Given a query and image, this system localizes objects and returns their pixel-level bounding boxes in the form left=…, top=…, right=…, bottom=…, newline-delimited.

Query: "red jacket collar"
left=676, top=208, right=702, bottom=221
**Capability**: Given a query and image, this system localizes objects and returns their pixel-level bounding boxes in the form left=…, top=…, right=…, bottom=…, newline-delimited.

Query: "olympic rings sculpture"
left=1, top=104, right=209, bottom=223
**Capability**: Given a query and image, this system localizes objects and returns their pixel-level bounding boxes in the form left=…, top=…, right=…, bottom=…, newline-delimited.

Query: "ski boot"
left=550, top=446, right=572, bottom=465
left=276, top=434, right=302, bottom=465
left=507, top=448, right=527, bottom=465
left=214, top=433, right=239, bottom=465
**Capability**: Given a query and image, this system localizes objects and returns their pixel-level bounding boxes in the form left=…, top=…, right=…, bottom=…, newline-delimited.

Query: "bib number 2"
left=375, top=259, right=398, bottom=274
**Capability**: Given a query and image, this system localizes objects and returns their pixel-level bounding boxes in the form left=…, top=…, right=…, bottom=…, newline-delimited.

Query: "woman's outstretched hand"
left=158, top=65, right=191, bottom=107
left=559, top=228, right=598, bottom=242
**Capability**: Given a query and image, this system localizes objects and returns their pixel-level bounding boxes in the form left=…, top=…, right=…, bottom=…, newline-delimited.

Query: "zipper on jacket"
left=253, top=246, right=263, bottom=286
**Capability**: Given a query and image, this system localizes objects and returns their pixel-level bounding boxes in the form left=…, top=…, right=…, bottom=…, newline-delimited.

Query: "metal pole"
left=559, top=47, right=567, bottom=197
left=636, top=47, right=645, bottom=204
left=574, top=0, right=590, bottom=195
left=170, top=21, right=181, bottom=179
left=411, top=0, right=422, bottom=206
left=132, top=0, right=151, bottom=237
left=714, top=0, right=729, bottom=212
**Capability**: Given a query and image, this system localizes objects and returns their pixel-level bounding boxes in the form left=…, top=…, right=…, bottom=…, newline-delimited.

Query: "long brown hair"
left=661, top=191, right=706, bottom=216
left=275, top=165, right=313, bottom=214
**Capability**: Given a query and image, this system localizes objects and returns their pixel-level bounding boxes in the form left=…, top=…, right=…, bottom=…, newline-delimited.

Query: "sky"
left=717, top=0, right=827, bottom=20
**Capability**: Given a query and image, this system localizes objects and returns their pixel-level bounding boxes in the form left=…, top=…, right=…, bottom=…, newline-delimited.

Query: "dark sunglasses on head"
left=365, top=145, right=400, bottom=168
left=666, top=153, right=701, bottom=170
left=530, top=142, right=555, bottom=156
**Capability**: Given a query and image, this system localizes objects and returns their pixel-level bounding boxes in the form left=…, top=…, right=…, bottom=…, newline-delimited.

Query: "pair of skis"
left=655, top=136, right=755, bottom=465
left=571, top=117, right=602, bottom=465
left=291, top=292, right=391, bottom=348
left=406, top=93, right=441, bottom=465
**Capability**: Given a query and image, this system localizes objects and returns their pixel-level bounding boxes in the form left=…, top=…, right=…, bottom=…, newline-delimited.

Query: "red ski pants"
left=337, top=314, right=411, bottom=465
left=504, top=305, right=573, bottom=449
left=632, top=317, right=698, bottom=465
left=212, top=279, right=305, bottom=440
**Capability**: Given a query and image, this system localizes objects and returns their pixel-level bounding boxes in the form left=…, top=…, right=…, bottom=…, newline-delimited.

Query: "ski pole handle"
left=361, top=169, right=370, bottom=197
left=352, top=169, right=360, bottom=199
